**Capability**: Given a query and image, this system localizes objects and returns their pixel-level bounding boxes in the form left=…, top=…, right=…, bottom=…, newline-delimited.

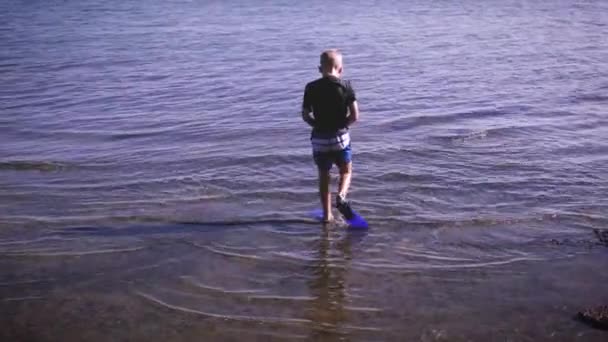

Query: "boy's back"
left=303, top=76, right=356, bottom=134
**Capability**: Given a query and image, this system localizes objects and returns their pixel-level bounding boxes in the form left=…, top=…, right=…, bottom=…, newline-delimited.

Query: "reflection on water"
left=308, top=225, right=353, bottom=340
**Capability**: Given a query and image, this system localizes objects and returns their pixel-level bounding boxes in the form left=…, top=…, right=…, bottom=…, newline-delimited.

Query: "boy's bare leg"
left=337, top=162, right=352, bottom=198
left=318, top=169, right=333, bottom=222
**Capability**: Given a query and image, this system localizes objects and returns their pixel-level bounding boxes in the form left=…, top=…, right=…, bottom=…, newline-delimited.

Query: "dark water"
left=1, top=0, right=608, bottom=341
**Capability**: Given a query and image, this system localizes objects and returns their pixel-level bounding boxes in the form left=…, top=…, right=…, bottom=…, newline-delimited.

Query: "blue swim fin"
left=310, top=208, right=369, bottom=229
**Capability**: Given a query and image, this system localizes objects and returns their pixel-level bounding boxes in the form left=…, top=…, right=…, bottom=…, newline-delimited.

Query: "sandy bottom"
left=1, top=225, right=607, bottom=342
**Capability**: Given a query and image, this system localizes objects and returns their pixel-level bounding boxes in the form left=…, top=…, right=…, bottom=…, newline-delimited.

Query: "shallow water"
left=1, top=0, right=608, bottom=341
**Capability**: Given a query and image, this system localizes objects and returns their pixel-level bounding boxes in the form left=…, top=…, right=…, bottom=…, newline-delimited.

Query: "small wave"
left=180, top=275, right=267, bottom=295
left=264, top=227, right=321, bottom=236
left=336, top=324, right=383, bottom=333
left=428, top=125, right=543, bottom=145
left=175, top=218, right=318, bottom=227
left=393, top=246, right=442, bottom=256
left=376, top=108, right=510, bottom=131
left=376, top=171, right=438, bottom=182
left=354, top=256, right=546, bottom=271
left=394, top=249, right=477, bottom=262
left=571, top=93, right=608, bottom=104
left=246, top=294, right=316, bottom=302
left=270, top=251, right=319, bottom=263
left=99, top=124, right=188, bottom=141
left=3, top=296, right=45, bottom=302
left=135, top=290, right=311, bottom=325
left=52, top=218, right=318, bottom=237
left=450, top=130, right=488, bottom=143
left=0, top=160, right=74, bottom=172
left=10, top=124, right=179, bottom=143
left=0, top=279, right=54, bottom=287
left=0, top=63, right=19, bottom=71
left=343, top=305, right=384, bottom=313
left=195, top=243, right=266, bottom=261
left=2, top=246, right=145, bottom=257
left=550, top=232, right=608, bottom=249
left=0, top=236, right=75, bottom=246
left=209, top=242, right=276, bottom=251
left=223, top=327, right=308, bottom=340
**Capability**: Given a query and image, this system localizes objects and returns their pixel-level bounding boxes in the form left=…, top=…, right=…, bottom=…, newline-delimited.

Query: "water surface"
left=1, top=0, right=608, bottom=341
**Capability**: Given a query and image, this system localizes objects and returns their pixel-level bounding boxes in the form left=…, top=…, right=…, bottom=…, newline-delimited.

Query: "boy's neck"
left=323, top=72, right=340, bottom=78
left=322, top=70, right=341, bottom=78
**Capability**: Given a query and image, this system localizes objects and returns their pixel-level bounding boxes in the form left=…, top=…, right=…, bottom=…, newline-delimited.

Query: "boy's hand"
left=347, top=101, right=359, bottom=126
left=301, top=108, right=316, bottom=127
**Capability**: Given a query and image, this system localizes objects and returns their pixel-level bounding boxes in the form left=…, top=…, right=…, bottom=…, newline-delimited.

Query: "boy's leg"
left=314, top=152, right=334, bottom=222
left=335, top=147, right=355, bottom=219
left=337, top=162, right=352, bottom=198
left=337, top=146, right=353, bottom=198
left=318, top=168, right=333, bottom=222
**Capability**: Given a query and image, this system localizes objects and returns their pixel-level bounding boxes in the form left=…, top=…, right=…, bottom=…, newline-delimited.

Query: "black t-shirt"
left=302, top=76, right=356, bottom=134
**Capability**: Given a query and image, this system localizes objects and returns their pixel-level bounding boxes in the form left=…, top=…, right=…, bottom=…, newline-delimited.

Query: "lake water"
left=1, top=0, right=608, bottom=341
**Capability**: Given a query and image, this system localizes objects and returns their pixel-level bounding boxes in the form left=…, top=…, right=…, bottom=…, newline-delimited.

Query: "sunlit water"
left=1, top=0, right=608, bottom=341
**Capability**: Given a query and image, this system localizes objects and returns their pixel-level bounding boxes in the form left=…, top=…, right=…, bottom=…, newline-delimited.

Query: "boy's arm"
left=301, top=84, right=315, bottom=127
left=302, top=108, right=316, bottom=127
left=347, top=101, right=359, bottom=126
left=345, top=81, right=358, bottom=127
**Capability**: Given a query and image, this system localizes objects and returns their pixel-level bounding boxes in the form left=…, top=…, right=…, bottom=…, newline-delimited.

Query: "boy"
left=301, top=49, right=360, bottom=223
